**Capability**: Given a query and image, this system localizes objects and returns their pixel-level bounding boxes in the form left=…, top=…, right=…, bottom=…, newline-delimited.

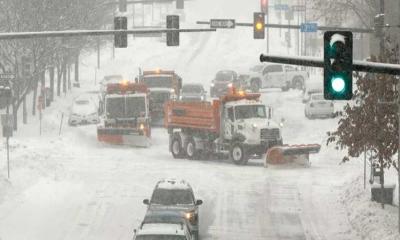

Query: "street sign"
left=274, top=4, right=289, bottom=11
left=292, top=5, right=306, bottom=11
left=210, top=19, right=236, bottom=29
left=0, top=73, right=15, bottom=80
left=300, top=23, right=318, bottom=32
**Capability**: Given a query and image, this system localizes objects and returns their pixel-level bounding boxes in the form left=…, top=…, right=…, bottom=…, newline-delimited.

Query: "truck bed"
left=164, top=100, right=220, bottom=133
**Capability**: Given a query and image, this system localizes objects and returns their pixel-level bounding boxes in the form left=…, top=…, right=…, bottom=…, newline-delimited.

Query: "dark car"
left=210, top=70, right=238, bottom=98
left=180, top=84, right=206, bottom=102
left=143, top=179, right=203, bottom=240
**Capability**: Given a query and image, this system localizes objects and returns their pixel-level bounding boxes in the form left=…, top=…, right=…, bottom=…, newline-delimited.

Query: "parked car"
left=180, top=84, right=206, bottom=102
left=302, top=87, right=323, bottom=103
left=143, top=179, right=203, bottom=240
left=210, top=70, right=237, bottom=98
left=133, top=222, right=193, bottom=240
left=245, top=64, right=309, bottom=92
left=68, top=96, right=99, bottom=126
left=304, top=93, right=335, bottom=119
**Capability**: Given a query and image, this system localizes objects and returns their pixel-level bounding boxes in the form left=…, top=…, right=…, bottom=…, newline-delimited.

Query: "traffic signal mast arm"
left=0, top=28, right=215, bottom=40
left=260, top=54, right=400, bottom=76
left=197, top=21, right=372, bottom=33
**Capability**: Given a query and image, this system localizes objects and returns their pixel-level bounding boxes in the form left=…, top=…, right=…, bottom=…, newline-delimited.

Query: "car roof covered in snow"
left=156, top=179, right=192, bottom=190
left=137, top=223, right=185, bottom=236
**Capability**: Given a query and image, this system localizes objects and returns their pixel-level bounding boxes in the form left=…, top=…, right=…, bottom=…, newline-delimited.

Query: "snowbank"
left=342, top=176, right=400, bottom=240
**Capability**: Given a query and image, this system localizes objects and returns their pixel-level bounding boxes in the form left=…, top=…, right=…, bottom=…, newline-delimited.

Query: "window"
left=151, top=189, right=194, bottom=205
left=263, top=65, right=283, bottom=74
left=235, top=105, right=267, bottom=120
left=227, top=107, right=234, bottom=121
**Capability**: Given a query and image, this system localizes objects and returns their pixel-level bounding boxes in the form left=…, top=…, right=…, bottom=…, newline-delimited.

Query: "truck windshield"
left=235, top=105, right=266, bottom=120
left=135, top=236, right=186, bottom=240
left=215, top=72, right=234, bottom=82
left=106, top=96, right=146, bottom=118
left=150, top=91, right=171, bottom=103
left=182, top=85, right=202, bottom=93
left=151, top=189, right=194, bottom=205
left=144, top=76, right=173, bottom=88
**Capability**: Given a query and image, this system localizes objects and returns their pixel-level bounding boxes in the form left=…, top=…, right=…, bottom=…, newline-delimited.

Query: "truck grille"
left=260, top=128, right=280, bottom=140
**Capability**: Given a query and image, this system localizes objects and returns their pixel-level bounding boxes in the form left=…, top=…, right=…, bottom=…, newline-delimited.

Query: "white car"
left=134, top=223, right=193, bottom=240
left=68, top=96, right=99, bottom=126
left=305, top=93, right=335, bottom=119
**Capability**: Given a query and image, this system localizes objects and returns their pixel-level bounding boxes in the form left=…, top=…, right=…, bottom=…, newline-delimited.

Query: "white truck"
left=164, top=89, right=283, bottom=165
left=245, top=64, right=309, bottom=92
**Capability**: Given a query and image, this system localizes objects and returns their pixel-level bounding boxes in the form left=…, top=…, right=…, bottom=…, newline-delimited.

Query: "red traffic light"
left=261, top=0, right=268, bottom=14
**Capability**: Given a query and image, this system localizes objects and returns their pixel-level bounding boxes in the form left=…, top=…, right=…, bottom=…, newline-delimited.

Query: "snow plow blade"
left=97, top=127, right=151, bottom=147
left=265, top=144, right=321, bottom=167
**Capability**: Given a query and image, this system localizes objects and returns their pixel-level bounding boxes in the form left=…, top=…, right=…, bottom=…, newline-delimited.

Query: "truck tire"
left=171, top=134, right=185, bottom=159
left=230, top=143, right=249, bottom=165
left=292, top=76, right=304, bottom=90
left=250, top=79, right=261, bottom=93
left=185, top=138, right=200, bottom=160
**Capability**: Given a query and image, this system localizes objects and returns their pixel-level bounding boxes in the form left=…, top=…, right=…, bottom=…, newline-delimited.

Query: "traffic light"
left=119, top=0, right=127, bottom=12
left=167, top=15, right=179, bottom=46
left=114, top=16, right=127, bottom=48
left=324, top=31, right=353, bottom=100
left=176, top=0, right=184, bottom=9
left=253, top=12, right=265, bottom=39
left=261, top=0, right=268, bottom=14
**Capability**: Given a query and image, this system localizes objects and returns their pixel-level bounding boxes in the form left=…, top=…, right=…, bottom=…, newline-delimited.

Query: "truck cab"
left=139, top=69, right=181, bottom=126
left=97, top=82, right=151, bottom=147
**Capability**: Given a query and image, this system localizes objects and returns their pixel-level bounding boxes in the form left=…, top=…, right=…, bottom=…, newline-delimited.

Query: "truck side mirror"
left=196, top=199, right=203, bottom=205
left=143, top=199, right=150, bottom=205
left=268, top=108, right=272, bottom=119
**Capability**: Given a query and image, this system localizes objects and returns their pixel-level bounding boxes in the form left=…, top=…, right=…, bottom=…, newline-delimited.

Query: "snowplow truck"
left=139, top=69, right=182, bottom=126
left=164, top=88, right=283, bottom=165
left=97, top=82, right=151, bottom=147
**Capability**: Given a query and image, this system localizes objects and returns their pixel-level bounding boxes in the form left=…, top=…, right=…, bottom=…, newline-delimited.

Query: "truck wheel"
left=171, top=134, right=185, bottom=159
left=292, top=76, right=304, bottom=90
left=251, top=79, right=260, bottom=93
left=185, top=138, right=199, bottom=160
left=230, top=143, right=248, bottom=165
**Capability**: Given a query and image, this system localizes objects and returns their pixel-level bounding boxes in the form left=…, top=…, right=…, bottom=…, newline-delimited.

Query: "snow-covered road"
left=0, top=89, right=361, bottom=240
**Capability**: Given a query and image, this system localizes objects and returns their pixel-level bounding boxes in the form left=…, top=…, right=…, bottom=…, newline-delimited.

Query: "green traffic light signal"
left=324, top=31, right=353, bottom=100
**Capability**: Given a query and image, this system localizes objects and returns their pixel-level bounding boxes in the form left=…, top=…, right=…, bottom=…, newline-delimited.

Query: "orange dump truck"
left=164, top=89, right=283, bottom=165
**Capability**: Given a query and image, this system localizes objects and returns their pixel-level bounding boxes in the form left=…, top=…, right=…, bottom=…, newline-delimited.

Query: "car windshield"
left=136, top=236, right=186, bottom=240
left=151, top=189, right=194, bottom=205
left=182, top=85, right=202, bottom=93
left=143, top=214, right=183, bottom=224
left=234, top=105, right=267, bottom=120
left=144, top=76, right=173, bottom=88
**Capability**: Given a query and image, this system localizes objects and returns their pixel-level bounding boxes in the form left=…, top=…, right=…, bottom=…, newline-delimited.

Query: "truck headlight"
left=139, top=123, right=145, bottom=130
left=252, top=123, right=257, bottom=129
left=210, top=83, right=215, bottom=87
left=279, top=122, right=284, bottom=128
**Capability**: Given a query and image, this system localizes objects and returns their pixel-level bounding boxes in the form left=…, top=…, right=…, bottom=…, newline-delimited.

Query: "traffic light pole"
left=0, top=28, right=215, bottom=40
left=259, top=54, right=400, bottom=75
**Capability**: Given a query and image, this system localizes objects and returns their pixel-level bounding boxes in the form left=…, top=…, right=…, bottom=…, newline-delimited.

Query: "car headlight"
left=252, top=123, right=257, bottom=129
left=228, top=83, right=233, bottom=88
left=279, top=122, right=284, bottom=128
left=210, top=83, right=215, bottom=87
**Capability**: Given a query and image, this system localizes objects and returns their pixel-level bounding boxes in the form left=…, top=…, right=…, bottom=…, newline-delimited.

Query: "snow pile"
left=342, top=176, right=400, bottom=240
